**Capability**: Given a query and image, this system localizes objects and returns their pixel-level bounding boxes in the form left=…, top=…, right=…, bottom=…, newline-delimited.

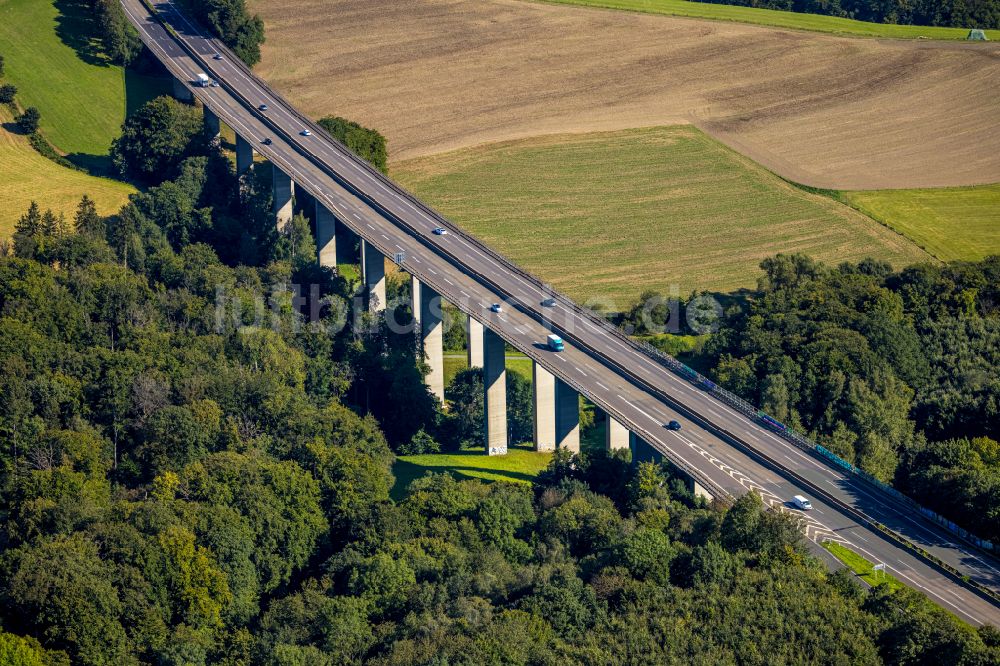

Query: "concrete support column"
left=414, top=279, right=444, bottom=403
left=467, top=317, right=484, bottom=367
left=410, top=275, right=422, bottom=329
left=631, top=435, right=661, bottom=465
left=203, top=107, right=220, bottom=140
left=605, top=414, right=631, bottom=452
left=235, top=135, right=254, bottom=176
left=337, top=223, right=360, bottom=266
left=555, top=378, right=580, bottom=452
left=315, top=201, right=337, bottom=269
left=272, top=165, right=294, bottom=231
left=172, top=76, right=193, bottom=102
left=691, top=480, right=715, bottom=502
left=532, top=363, right=556, bottom=451
left=361, top=240, right=386, bottom=313
left=483, top=328, right=507, bottom=456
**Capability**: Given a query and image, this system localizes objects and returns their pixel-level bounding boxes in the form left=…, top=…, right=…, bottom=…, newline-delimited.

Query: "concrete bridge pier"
left=532, top=363, right=556, bottom=451
left=413, top=278, right=445, bottom=403
left=272, top=165, right=294, bottom=231
left=690, top=480, right=715, bottom=502
left=483, top=327, right=508, bottom=455
left=361, top=240, right=386, bottom=313
left=555, top=378, right=580, bottom=453
left=630, top=436, right=714, bottom=501
left=631, top=435, right=661, bottom=465
left=172, top=76, right=193, bottom=102
left=203, top=107, right=220, bottom=141
left=410, top=275, right=422, bottom=329
left=337, top=223, right=360, bottom=266
left=235, top=135, right=254, bottom=176
left=467, top=317, right=484, bottom=367
left=315, top=201, right=337, bottom=269
left=605, top=414, right=631, bottom=452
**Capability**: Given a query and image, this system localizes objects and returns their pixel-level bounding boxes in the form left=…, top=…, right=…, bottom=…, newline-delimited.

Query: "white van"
left=792, top=495, right=812, bottom=511
left=196, top=73, right=210, bottom=87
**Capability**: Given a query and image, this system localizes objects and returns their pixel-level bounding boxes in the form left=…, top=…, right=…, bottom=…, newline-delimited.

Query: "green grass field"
left=393, top=126, right=930, bottom=303
left=536, top=0, right=983, bottom=40
left=443, top=353, right=534, bottom=387
left=0, top=0, right=127, bottom=157
left=839, top=185, right=1000, bottom=262
left=392, top=444, right=552, bottom=499
left=0, top=107, right=135, bottom=238
left=822, top=541, right=904, bottom=593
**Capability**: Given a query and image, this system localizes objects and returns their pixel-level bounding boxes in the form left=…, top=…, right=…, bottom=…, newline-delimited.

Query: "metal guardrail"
left=134, top=0, right=998, bottom=591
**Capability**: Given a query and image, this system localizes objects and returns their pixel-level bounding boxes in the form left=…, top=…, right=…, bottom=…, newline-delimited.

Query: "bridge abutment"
left=483, top=327, right=507, bottom=455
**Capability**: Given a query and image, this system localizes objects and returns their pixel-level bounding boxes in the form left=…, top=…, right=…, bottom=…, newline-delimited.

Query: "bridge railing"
left=139, top=0, right=997, bottom=561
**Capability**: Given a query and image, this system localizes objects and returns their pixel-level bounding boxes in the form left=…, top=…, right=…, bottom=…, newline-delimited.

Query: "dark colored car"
left=259, top=103, right=269, bottom=111
left=666, top=420, right=682, bottom=431
left=262, top=138, right=272, bottom=145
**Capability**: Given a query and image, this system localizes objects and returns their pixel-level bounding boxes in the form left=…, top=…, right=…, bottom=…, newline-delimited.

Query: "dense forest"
left=691, top=0, right=1000, bottom=29
left=696, top=254, right=1000, bottom=543
left=3, top=92, right=999, bottom=663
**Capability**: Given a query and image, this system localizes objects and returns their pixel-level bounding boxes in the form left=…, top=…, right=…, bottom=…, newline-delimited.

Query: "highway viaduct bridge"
left=124, top=0, right=1000, bottom=626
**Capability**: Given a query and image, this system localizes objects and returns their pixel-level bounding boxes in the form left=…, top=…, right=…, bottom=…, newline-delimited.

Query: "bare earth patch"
left=249, top=0, right=1000, bottom=190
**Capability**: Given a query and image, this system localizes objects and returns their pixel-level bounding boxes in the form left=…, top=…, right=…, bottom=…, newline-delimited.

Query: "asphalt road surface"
left=122, top=0, right=1000, bottom=626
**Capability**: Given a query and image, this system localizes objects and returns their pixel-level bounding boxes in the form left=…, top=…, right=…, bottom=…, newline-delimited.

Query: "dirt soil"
left=249, top=0, right=1000, bottom=190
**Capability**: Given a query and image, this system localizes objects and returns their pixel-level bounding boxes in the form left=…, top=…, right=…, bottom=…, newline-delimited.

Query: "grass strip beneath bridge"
left=392, top=444, right=552, bottom=499
left=533, top=0, right=983, bottom=40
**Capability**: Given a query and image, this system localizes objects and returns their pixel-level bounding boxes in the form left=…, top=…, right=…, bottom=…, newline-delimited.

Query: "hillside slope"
left=393, top=126, right=931, bottom=301
left=0, top=0, right=126, bottom=158
left=0, top=108, right=135, bottom=238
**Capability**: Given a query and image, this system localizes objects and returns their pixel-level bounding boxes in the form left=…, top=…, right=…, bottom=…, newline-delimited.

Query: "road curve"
left=122, top=0, right=1000, bottom=626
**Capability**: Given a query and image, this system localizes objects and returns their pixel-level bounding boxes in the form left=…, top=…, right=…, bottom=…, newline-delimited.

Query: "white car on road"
left=792, top=495, right=813, bottom=511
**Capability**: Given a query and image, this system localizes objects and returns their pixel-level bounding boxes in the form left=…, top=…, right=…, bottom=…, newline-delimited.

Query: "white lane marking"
left=633, top=406, right=659, bottom=424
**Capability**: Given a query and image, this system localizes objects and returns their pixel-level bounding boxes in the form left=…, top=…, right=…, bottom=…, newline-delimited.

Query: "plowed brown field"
left=249, top=0, right=1000, bottom=190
